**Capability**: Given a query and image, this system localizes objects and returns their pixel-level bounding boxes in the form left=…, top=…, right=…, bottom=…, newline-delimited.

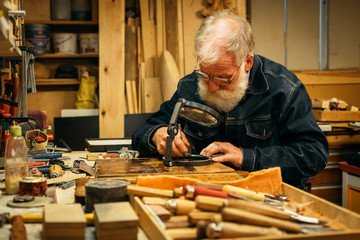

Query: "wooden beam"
left=99, top=0, right=125, bottom=138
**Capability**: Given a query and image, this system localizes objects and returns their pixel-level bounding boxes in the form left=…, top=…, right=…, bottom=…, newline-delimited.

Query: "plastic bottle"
left=5, top=123, right=28, bottom=195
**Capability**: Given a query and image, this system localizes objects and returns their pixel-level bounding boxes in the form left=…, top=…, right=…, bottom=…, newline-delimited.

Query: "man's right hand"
left=152, top=126, right=190, bottom=156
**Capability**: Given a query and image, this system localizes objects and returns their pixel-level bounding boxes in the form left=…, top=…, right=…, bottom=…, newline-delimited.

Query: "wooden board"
left=94, top=158, right=235, bottom=177
left=144, top=77, right=163, bottom=113
left=313, top=109, right=360, bottom=121
left=99, top=0, right=126, bottom=138
left=160, top=50, right=180, bottom=101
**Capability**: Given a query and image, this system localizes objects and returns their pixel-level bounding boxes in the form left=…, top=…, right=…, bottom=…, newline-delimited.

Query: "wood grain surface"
left=95, top=158, right=235, bottom=177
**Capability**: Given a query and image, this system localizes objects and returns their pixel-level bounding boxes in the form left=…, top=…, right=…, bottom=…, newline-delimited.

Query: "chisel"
left=222, top=207, right=302, bottom=232
left=195, top=195, right=323, bottom=224
left=204, top=221, right=284, bottom=238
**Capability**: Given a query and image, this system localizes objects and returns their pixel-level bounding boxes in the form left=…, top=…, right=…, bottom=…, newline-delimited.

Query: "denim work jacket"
left=132, top=54, right=329, bottom=189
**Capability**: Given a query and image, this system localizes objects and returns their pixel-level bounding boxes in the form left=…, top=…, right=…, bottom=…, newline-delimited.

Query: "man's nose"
left=207, top=79, right=220, bottom=92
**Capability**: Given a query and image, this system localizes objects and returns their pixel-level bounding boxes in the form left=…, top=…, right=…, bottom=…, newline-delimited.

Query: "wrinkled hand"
left=152, top=126, right=190, bottom=156
left=200, top=142, right=243, bottom=168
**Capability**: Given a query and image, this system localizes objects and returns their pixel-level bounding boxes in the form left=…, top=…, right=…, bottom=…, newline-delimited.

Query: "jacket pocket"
left=244, top=116, right=275, bottom=140
left=183, top=122, right=218, bottom=141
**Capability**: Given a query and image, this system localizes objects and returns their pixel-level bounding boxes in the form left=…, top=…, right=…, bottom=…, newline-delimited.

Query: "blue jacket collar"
left=246, top=54, right=269, bottom=95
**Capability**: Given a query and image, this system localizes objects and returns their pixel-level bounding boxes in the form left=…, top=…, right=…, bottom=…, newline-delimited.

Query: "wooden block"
left=312, top=99, right=330, bottom=109
left=94, top=202, right=139, bottom=229
left=43, top=204, right=86, bottom=240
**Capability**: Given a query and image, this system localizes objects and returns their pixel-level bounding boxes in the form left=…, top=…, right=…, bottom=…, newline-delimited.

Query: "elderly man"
left=132, top=10, right=328, bottom=189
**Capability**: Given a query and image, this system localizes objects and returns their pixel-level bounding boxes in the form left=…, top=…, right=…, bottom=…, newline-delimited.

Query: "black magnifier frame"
left=163, top=98, right=222, bottom=167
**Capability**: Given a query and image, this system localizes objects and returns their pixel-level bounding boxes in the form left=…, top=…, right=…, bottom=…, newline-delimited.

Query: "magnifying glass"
left=163, top=98, right=222, bottom=167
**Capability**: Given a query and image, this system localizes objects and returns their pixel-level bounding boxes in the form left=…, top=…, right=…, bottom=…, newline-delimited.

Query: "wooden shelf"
left=25, top=20, right=98, bottom=25
left=36, top=53, right=99, bottom=58
left=36, top=78, right=80, bottom=86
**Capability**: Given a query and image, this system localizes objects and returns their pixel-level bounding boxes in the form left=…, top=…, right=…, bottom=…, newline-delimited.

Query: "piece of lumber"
left=160, top=50, right=180, bottom=101
left=99, top=0, right=126, bottom=138
left=140, top=0, right=157, bottom=77
left=313, top=109, right=360, bottom=122
left=144, top=77, right=163, bottom=113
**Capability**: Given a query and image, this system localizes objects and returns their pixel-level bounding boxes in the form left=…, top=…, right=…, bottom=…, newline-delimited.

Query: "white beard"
left=198, top=63, right=249, bottom=113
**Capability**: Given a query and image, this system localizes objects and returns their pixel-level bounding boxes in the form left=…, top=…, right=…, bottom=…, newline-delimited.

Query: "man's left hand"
left=200, top=142, right=243, bottom=168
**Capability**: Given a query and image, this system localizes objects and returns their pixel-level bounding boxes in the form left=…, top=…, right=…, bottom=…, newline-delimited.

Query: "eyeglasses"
left=193, top=58, right=241, bottom=86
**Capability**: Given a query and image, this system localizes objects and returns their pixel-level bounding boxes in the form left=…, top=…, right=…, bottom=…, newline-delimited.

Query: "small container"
left=5, top=123, right=28, bottom=195
left=19, top=176, right=47, bottom=196
left=51, top=0, right=71, bottom=20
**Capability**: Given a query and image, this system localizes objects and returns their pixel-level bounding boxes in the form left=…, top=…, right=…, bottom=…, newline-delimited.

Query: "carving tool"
left=203, top=221, right=284, bottom=238
left=195, top=195, right=324, bottom=225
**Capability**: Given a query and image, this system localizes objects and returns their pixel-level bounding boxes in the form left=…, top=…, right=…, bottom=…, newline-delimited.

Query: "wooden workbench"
left=0, top=151, right=238, bottom=239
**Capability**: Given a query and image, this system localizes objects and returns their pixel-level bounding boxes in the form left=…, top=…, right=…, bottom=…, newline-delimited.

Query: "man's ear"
left=244, top=53, right=254, bottom=72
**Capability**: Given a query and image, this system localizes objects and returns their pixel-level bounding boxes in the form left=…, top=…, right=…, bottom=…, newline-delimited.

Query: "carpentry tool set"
left=125, top=182, right=341, bottom=239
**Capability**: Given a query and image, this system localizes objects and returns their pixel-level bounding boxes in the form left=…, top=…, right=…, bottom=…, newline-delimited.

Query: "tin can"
left=19, top=177, right=47, bottom=196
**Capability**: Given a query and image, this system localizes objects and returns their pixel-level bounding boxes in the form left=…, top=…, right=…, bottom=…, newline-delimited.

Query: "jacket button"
left=198, top=131, right=203, bottom=137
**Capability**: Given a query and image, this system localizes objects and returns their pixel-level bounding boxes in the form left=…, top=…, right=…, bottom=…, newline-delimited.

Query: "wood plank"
left=144, top=77, right=163, bottom=113
left=95, top=158, right=235, bottom=177
left=313, top=109, right=360, bottom=121
left=160, top=50, right=180, bottom=101
left=99, top=0, right=125, bottom=137
left=133, top=196, right=172, bottom=240
left=295, top=71, right=360, bottom=85
left=140, top=0, right=157, bottom=77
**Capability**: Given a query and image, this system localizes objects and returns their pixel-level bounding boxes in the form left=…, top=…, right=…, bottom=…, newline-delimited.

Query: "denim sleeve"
left=240, top=83, right=329, bottom=188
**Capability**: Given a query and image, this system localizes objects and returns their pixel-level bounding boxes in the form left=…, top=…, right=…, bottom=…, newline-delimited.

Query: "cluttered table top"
left=1, top=151, right=360, bottom=240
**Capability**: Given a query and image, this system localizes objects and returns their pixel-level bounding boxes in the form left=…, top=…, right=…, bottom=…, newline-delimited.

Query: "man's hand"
left=200, top=142, right=243, bottom=168
left=152, top=126, right=190, bottom=156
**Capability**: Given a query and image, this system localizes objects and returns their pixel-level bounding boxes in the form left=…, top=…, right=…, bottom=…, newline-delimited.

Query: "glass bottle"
left=5, top=123, right=28, bottom=195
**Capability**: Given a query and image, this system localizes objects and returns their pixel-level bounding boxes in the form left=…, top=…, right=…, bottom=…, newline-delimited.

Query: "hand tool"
left=49, top=164, right=63, bottom=178
left=183, top=185, right=232, bottom=200
left=222, top=207, right=302, bottom=232
left=165, top=198, right=196, bottom=215
left=31, top=152, right=62, bottom=160
left=194, top=182, right=265, bottom=202
left=11, top=215, right=27, bottom=240
left=188, top=211, right=222, bottom=225
left=195, top=195, right=323, bottom=224
left=126, top=185, right=174, bottom=198
left=203, top=221, right=284, bottom=238
left=221, top=207, right=334, bottom=234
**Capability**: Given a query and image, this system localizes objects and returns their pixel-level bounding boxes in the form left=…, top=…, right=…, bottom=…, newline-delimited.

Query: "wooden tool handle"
left=194, top=182, right=224, bottom=191
left=11, top=215, right=27, bottom=240
left=193, top=185, right=231, bottom=199
left=222, top=207, right=301, bottom=233
left=227, top=199, right=290, bottom=220
left=222, top=185, right=265, bottom=201
left=206, top=222, right=284, bottom=238
left=127, top=185, right=174, bottom=198
left=188, top=211, right=222, bottom=225
left=195, top=195, right=225, bottom=212
left=167, top=199, right=196, bottom=215
left=142, top=197, right=167, bottom=207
